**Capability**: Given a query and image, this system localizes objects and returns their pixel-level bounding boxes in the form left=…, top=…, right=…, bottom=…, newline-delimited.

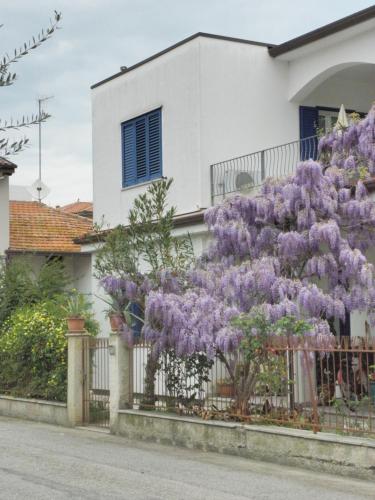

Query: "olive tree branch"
left=0, top=11, right=62, bottom=87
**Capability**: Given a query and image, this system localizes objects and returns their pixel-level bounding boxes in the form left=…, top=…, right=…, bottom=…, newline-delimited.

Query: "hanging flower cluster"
left=145, top=106, right=375, bottom=358
left=319, top=104, right=375, bottom=178
left=100, top=269, right=183, bottom=304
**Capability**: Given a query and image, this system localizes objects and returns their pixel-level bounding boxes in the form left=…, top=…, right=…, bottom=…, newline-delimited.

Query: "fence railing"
left=131, top=336, right=375, bottom=437
left=210, top=135, right=318, bottom=205
left=83, top=337, right=110, bottom=428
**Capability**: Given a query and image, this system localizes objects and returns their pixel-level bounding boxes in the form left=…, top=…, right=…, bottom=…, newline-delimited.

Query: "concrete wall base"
left=0, top=395, right=69, bottom=427
left=117, top=410, right=375, bottom=481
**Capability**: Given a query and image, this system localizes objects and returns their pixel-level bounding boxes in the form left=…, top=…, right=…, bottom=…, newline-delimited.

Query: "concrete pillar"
left=66, top=331, right=90, bottom=426
left=0, top=176, right=9, bottom=255
left=109, top=331, right=133, bottom=433
left=293, top=351, right=317, bottom=404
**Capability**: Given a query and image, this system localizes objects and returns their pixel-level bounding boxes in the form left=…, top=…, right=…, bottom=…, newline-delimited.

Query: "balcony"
left=210, top=136, right=318, bottom=205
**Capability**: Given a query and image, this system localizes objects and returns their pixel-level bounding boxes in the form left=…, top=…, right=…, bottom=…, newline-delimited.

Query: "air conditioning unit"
left=216, top=170, right=259, bottom=199
left=234, top=171, right=255, bottom=191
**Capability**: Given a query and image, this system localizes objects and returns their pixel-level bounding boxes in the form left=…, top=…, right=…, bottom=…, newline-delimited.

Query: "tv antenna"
left=28, top=178, right=51, bottom=201
left=35, top=95, right=53, bottom=202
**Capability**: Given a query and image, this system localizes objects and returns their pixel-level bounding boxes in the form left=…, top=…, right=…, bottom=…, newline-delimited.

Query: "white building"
left=0, top=158, right=17, bottom=256
left=84, top=6, right=375, bottom=336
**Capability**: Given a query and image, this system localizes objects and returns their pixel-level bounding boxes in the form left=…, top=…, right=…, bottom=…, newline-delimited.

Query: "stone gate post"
left=109, top=330, right=133, bottom=433
left=66, top=331, right=90, bottom=426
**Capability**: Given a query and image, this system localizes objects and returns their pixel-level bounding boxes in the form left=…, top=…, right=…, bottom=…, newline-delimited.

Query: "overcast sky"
left=2, top=0, right=374, bottom=206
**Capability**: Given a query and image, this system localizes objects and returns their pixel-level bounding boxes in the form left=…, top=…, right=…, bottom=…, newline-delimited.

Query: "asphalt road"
left=0, top=416, right=373, bottom=499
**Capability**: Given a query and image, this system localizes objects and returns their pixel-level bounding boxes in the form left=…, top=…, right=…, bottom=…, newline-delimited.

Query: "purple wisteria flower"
left=144, top=106, right=375, bottom=356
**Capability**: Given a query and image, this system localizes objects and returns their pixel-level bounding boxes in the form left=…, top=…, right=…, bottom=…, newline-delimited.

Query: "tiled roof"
left=9, top=201, right=92, bottom=253
left=60, top=201, right=93, bottom=215
left=75, top=209, right=206, bottom=245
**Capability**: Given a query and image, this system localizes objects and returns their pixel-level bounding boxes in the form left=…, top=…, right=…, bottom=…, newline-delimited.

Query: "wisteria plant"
left=144, top=105, right=375, bottom=414
left=95, top=178, right=194, bottom=407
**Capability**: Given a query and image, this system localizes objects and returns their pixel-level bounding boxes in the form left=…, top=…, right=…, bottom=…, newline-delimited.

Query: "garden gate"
left=82, top=337, right=110, bottom=428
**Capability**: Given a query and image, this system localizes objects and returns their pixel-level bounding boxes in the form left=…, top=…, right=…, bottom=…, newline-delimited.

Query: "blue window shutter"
left=122, top=122, right=136, bottom=187
left=122, top=108, right=162, bottom=187
left=136, top=117, right=148, bottom=180
left=148, top=110, right=162, bottom=179
left=130, top=302, right=143, bottom=339
left=299, top=106, right=318, bottom=161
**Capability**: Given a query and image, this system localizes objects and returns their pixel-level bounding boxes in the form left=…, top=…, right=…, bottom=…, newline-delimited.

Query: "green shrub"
left=0, top=258, right=71, bottom=324
left=0, top=296, right=99, bottom=401
left=0, top=301, right=68, bottom=401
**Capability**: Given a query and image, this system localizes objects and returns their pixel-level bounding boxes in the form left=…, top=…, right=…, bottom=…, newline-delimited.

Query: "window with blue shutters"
left=122, top=109, right=162, bottom=187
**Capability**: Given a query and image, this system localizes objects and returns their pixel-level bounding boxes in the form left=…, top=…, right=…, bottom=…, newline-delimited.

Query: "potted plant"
left=63, top=291, right=91, bottom=332
left=216, top=378, right=235, bottom=398
left=106, top=308, right=123, bottom=332
left=369, top=365, right=375, bottom=404
left=99, top=295, right=124, bottom=332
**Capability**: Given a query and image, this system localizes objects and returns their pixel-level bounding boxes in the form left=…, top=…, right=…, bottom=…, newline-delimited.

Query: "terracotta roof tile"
left=60, top=201, right=93, bottom=215
left=9, top=201, right=92, bottom=253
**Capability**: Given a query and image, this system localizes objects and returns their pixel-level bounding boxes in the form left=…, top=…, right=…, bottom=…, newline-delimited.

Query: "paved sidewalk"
left=0, top=416, right=373, bottom=499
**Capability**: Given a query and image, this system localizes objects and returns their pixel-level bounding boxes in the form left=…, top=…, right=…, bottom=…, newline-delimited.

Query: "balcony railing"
left=210, top=135, right=318, bottom=204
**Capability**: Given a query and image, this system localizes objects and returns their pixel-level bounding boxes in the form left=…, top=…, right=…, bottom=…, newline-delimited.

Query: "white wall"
left=303, top=74, right=375, bottom=113
left=285, top=19, right=375, bottom=102
left=92, top=38, right=202, bottom=227
left=0, top=177, right=9, bottom=255
left=9, top=253, right=92, bottom=296
left=91, top=36, right=299, bottom=227
left=198, top=37, right=298, bottom=208
left=87, top=247, right=110, bottom=337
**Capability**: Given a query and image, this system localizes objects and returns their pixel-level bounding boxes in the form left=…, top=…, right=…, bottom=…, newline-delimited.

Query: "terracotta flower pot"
left=216, top=382, right=235, bottom=398
left=109, top=313, right=123, bottom=332
left=67, top=316, right=85, bottom=332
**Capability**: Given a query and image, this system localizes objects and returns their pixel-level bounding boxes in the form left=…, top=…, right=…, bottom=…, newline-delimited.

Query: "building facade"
left=87, top=6, right=375, bottom=336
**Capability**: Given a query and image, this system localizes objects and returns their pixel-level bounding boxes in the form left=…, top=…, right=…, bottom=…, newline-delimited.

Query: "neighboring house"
left=0, top=156, right=94, bottom=322
left=0, top=158, right=17, bottom=256
left=83, top=6, right=375, bottom=335
left=7, top=201, right=92, bottom=295
left=60, top=201, right=93, bottom=219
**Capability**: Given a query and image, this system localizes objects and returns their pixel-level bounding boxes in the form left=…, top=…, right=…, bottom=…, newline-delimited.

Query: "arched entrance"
left=296, top=63, right=375, bottom=157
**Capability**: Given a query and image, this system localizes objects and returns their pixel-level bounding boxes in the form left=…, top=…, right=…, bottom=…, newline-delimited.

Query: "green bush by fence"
left=0, top=301, right=68, bottom=401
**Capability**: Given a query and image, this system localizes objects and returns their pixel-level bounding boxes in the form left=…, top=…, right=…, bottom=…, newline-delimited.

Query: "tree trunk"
left=233, top=367, right=258, bottom=416
left=139, top=353, right=159, bottom=410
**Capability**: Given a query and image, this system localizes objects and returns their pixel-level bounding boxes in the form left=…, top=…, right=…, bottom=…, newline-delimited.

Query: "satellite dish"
left=27, top=179, right=51, bottom=201
left=235, top=171, right=254, bottom=191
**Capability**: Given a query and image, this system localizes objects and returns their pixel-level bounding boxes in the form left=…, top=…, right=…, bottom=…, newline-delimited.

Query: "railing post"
left=210, top=163, right=214, bottom=206
left=109, top=330, right=133, bottom=434
left=260, top=150, right=265, bottom=181
left=66, top=331, right=90, bottom=427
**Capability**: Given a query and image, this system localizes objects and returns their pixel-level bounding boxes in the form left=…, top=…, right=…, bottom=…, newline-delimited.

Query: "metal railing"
left=83, top=337, right=110, bottom=428
left=210, top=135, right=318, bottom=204
left=131, top=336, right=375, bottom=438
